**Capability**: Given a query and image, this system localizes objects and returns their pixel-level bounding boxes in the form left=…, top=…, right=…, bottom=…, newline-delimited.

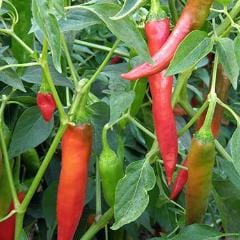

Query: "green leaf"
left=9, top=106, right=54, bottom=158
left=0, top=71, right=25, bottom=92
left=217, top=38, right=239, bottom=89
left=109, top=91, right=135, bottom=123
left=81, top=2, right=151, bottom=62
left=111, top=159, right=156, bottom=230
left=167, top=31, right=213, bottom=75
left=234, top=35, right=240, bottom=68
left=213, top=179, right=240, bottom=235
left=32, top=0, right=61, bottom=72
left=49, top=0, right=65, bottom=17
left=59, top=9, right=101, bottom=32
left=110, top=0, right=145, bottom=20
left=22, top=65, right=73, bottom=89
left=42, top=181, right=57, bottom=240
left=230, top=127, right=240, bottom=176
left=172, top=224, right=221, bottom=240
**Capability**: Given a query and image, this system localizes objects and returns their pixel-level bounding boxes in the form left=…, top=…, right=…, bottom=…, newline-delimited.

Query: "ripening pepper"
left=36, top=92, right=56, bottom=122
left=186, top=130, right=215, bottom=224
left=57, top=124, right=93, bottom=240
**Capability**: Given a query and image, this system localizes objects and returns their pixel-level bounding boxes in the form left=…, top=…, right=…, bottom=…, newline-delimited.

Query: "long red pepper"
left=0, top=192, right=25, bottom=240
left=57, top=124, right=93, bottom=240
left=121, top=0, right=214, bottom=80
left=146, top=0, right=178, bottom=185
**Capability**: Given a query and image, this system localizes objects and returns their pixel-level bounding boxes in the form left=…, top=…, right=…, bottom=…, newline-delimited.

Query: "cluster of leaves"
left=0, top=0, right=240, bottom=239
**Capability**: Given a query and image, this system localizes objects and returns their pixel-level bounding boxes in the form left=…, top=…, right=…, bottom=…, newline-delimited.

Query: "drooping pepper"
left=36, top=92, right=56, bottom=122
left=170, top=64, right=230, bottom=199
left=186, top=130, right=215, bottom=224
left=146, top=0, right=177, bottom=185
left=0, top=192, right=25, bottom=240
left=99, top=128, right=124, bottom=207
left=57, top=124, right=93, bottom=240
left=121, top=0, right=214, bottom=80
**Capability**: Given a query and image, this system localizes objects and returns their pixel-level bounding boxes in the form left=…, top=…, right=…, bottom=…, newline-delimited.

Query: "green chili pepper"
left=99, top=128, right=124, bottom=207
left=186, top=130, right=216, bottom=224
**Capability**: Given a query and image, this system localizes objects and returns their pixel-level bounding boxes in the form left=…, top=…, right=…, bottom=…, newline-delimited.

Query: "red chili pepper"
left=170, top=159, right=188, bottom=200
left=0, top=192, right=25, bottom=240
left=173, top=105, right=188, bottom=116
left=57, top=124, right=93, bottom=240
left=121, top=0, right=214, bottom=80
left=146, top=0, right=177, bottom=185
left=111, top=55, right=123, bottom=64
left=36, top=92, right=56, bottom=122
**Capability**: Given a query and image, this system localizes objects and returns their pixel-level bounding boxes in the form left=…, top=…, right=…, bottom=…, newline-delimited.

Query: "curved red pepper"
left=57, top=124, right=93, bottom=240
left=36, top=92, right=56, bottom=122
left=121, top=0, right=214, bottom=80
left=146, top=17, right=178, bottom=185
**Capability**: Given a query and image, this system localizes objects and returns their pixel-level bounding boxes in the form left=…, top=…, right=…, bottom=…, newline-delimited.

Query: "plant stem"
left=0, top=95, right=18, bottom=206
left=128, top=115, right=156, bottom=139
left=0, top=62, right=39, bottom=72
left=40, top=39, right=67, bottom=122
left=69, top=39, right=121, bottom=119
left=0, top=29, right=35, bottom=56
left=178, top=101, right=209, bottom=137
left=15, top=124, right=67, bottom=240
left=80, top=208, right=114, bottom=240
left=61, top=33, right=79, bottom=86
left=216, top=0, right=240, bottom=36
left=74, top=40, right=129, bottom=58
left=215, top=140, right=232, bottom=162
left=171, top=69, right=193, bottom=107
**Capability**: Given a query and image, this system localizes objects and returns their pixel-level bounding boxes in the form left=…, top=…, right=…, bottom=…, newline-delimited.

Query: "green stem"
left=61, top=33, right=79, bottom=86
left=96, top=156, right=102, bottom=218
left=80, top=208, right=114, bottom=240
left=215, top=140, right=232, bottom=162
left=171, top=69, right=193, bottom=107
left=15, top=124, right=67, bottom=240
left=200, top=53, right=219, bottom=132
left=168, top=0, right=178, bottom=24
left=40, top=39, right=67, bottom=122
left=14, top=212, right=24, bottom=240
left=179, top=100, right=195, bottom=117
left=0, top=94, right=18, bottom=206
left=69, top=39, right=121, bottom=119
left=216, top=1, right=240, bottom=36
left=74, top=40, right=129, bottom=58
left=148, top=0, right=166, bottom=21
left=0, top=62, right=39, bottom=72
left=0, top=29, right=35, bottom=56
left=178, top=101, right=209, bottom=137
left=128, top=115, right=156, bottom=139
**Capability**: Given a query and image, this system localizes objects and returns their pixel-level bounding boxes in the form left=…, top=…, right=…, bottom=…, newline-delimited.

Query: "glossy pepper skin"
left=197, top=65, right=230, bottom=137
left=170, top=65, right=230, bottom=199
left=186, top=131, right=215, bottom=224
left=57, top=124, right=93, bottom=240
left=99, top=138, right=124, bottom=207
left=121, top=0, right=214, bottom=80
left=0, top=192, right=25, bottom=240
left=36, top=92, right=56, bottom=122
left=146, top=17, right=178, bottom=185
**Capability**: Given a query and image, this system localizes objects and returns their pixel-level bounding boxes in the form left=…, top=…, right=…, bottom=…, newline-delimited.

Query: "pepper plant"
left=0, top=0, right=239, bottom=240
